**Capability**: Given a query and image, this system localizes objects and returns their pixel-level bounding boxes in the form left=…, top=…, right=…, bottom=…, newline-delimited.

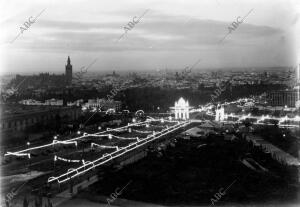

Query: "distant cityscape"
left=1, top=58, right=300, bottom=207
left=1, top=56, right=299, bottom=101
left=1, top=56, right=299, bottom=144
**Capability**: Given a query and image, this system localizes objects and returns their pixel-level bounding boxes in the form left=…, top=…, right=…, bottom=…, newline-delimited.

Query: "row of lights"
left=48, top=119, right=186, bottom=183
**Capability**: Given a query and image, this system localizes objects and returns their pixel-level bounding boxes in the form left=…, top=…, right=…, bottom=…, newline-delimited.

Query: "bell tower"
left=65, top=56, right=72, bottom=85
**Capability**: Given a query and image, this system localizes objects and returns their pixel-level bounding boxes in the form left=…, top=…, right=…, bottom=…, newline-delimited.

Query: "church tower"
left=65, top=56, right=72, bottom=85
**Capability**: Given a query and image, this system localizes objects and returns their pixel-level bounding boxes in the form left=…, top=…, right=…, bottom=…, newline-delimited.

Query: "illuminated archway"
left=171, top=97, right=190, bottom=120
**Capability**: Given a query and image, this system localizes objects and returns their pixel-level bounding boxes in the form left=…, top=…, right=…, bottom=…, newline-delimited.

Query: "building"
left=45, top=99, right=63, bottom=106
left=18, top=99, right=63, bottom=106
left=19, top=99, right=44, bottom=105
left=8, top=56, right=73, bottom=90
left=65, top=56, right=73, bottom=85
left=296, top=64, right=300, bottom=84
left=84, top=98, right=122, bottom=111
left=265, top=64, right=300, bottom=108
left=0, top=105, right=81, bottom=140
left=215, top=105, right=225, bottom=121
left=170, top=97, right=191, bottom=120
left=67, top=99, right=84, bottom=107
left=267, top=90, right=298, bottom=108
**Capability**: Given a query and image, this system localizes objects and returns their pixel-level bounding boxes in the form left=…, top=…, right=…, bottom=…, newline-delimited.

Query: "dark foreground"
left=78, top=136, right=299, bottom=206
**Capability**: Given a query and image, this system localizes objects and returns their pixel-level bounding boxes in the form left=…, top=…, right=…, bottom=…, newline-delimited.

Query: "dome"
left=176, top=97, right=189, bottom=107
left=178, top=97, right=186, bottom=105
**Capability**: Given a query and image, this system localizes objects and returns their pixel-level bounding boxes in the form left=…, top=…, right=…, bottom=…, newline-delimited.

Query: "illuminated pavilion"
left=170, top=97, right=191, bottom=120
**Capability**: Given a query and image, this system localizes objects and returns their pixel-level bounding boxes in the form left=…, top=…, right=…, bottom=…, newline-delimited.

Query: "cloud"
left=13, top=13, right=283, bottom=53
left=1, top=0, right=295, bottom=74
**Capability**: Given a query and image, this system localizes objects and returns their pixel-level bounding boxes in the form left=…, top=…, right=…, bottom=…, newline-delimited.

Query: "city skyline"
left=1, top=1, right=300, bottom=206
left=0, top=0, right=299, bottom=75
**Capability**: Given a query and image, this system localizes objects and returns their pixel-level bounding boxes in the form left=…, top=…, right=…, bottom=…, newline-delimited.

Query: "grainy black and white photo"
left=0, top=0, right=300, bottom=206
